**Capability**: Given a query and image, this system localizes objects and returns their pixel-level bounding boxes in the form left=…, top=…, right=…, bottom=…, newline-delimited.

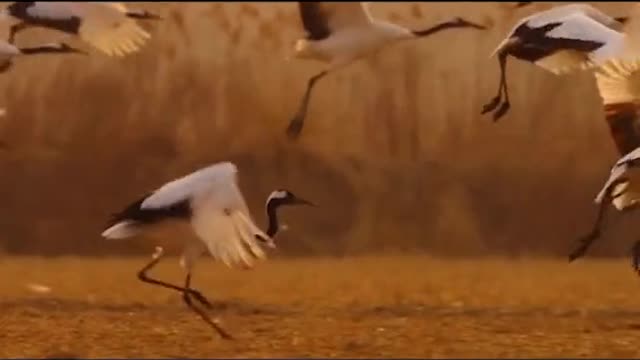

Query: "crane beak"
left=291, top=195, right=315, bottom=207
left=127, top=10, right=163, bottom=20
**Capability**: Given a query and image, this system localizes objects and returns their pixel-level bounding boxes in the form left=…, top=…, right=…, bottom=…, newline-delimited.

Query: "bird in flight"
left=285, top=2, right=487, bottom=139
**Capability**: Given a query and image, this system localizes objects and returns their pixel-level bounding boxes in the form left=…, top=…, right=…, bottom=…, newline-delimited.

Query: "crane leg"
left=286, top=69, right=328, bottom=139
left=632, top=240, right=640, bottom=276
left=183, top=273, right=234, bottom=340
left=569, top=199, right=609, bottom=262
left=482, top=51, right=510, bottom=121
left=136, top=247, right=210, bottom=308
left=8, top=22, right=31, bottom=45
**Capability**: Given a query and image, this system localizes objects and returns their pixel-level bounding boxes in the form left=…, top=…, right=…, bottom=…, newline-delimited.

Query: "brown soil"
left=2, top=255, right=640, bottom=358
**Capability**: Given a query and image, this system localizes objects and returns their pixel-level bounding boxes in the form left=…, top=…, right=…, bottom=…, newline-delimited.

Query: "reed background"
left=0, top=1, right=635, bottom=258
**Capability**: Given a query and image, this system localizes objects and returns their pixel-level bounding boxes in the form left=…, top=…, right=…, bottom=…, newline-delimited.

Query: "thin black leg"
left=482, top=52, right=508, bottom=117
left=569, top=199, right=610, bottom=262
left=183, top=273, right=234, bottom=340
left=286, top=70, right=329, bottom=139
left=8, top=22, right=30, bottom=45
left=631, top=240, right=640, bottom=276
left=137, top=247, right=210, bottom=308
left=493, top=51, right=511, bottom=121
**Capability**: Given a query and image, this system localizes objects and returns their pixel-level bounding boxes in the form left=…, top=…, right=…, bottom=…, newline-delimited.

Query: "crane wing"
left=492, top=4, right=623, bottom=75
left=24, top=2, right=78, bottom=20
left=139, top=162, right=272, bottom=269
left=615, top=146, right=640, bottom=168
left=595, top=147, right=640, bottom=203
left=595, top=162, right=627, bottom=205
left=30, top=2, right=150, bottom=57
left=189, top=172, right=272, bottom=269
left=141, top=162, right=239, bottom=211
left=491, top=4, right=602, bottom=57
left=529, top=13, right=622, bottom=75
left=78, top=2, right=150, bottom=57
left=525, top=4, right=615, bottom=29
left=190, top=208, right=268, bottom=269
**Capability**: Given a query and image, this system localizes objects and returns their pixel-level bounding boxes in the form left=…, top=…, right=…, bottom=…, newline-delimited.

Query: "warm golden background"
left=6, top=3, right=640, bottom=358
left=0, top=1, right=636, bottom=258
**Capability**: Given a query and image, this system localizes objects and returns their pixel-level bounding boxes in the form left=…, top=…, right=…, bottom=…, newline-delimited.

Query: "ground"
left=2, top=255, right=640, bottom=358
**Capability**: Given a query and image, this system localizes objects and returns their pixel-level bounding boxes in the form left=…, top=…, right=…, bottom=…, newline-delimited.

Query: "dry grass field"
left=4, top=2, right=640, bottom=357
left=2, top=255, right=640, bottom=358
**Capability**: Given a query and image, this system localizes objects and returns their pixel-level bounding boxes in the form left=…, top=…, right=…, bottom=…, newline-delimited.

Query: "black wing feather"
left=509, top=22, right=605, bottom=62
left=298, top=2, right=331, bottom=41
left=105, top=192, right=192, bottom=229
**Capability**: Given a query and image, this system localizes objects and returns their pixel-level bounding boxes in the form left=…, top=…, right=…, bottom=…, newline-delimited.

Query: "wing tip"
left=102, top=220, right=140, bottom=239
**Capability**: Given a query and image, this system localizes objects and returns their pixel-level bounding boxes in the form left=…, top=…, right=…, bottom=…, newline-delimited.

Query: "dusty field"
left=2, top=255, right=640, bottom=358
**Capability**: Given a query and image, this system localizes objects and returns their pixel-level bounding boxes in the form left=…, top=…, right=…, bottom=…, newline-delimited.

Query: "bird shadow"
left=1, top=297, right=295, bottom=316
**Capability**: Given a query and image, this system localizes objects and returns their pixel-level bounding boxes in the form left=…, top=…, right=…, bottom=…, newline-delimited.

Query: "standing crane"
left=101, top=162, right=314, bottom=340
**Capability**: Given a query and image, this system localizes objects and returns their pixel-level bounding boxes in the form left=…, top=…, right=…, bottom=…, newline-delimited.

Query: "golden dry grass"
left=3, top=255, right=640, bottom=357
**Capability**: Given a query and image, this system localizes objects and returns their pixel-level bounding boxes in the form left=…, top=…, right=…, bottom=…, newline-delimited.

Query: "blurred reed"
left=0, top=2, right=636, bottom=258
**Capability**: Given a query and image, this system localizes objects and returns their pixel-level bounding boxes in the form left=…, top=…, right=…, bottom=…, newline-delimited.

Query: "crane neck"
left=412, top=18, right=485, bottom=38
left=265, top=199, right=281, bottom=237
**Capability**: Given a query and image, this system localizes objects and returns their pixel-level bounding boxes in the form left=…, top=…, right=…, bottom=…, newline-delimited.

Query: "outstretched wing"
left=492, top=4, right=622, bottom=75
left=74, top=2, right=150, bottom=57
left=24, top=2, right=150, bottom=57
left=141, top=162, right=239, bottom=211
left=532, top=13, right=620, bottom=74
left=189, top=170, right=273, bottom=269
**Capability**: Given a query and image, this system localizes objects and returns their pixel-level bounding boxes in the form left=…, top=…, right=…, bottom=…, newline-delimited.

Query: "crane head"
left=267, top=190, right=315, bottom=208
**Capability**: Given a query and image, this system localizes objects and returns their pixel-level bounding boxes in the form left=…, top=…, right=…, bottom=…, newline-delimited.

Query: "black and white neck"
left=263, top=189, right=313, bottom=237
left=265, top=192, right=288, bottom=237
left=411, top=17, right=486, bottom=38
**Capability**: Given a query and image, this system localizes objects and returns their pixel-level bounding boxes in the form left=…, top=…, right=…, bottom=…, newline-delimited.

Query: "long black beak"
left=291, top=196, right=315, bottom=207
left=127, top=11, right=163, bottom=20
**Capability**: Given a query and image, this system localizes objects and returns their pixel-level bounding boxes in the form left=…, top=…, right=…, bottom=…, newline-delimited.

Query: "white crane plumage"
left=481, top=3, right=640, bottom=152
left=569, top=146, right=640, bottom=273
left=482, top=4, right=626, bottom=120
left=101, top=162, right=314, bottom=340
left=285, top=1, right=488, bottom=139
left=2, top=2, right=160, bottom=57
